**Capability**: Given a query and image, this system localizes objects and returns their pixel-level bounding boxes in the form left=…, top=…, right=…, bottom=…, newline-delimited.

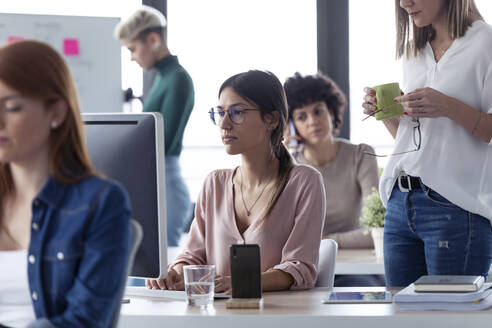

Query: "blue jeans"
left=384, top=181, right=492, bottom=287
left=165, top=156, right=191, bottom=247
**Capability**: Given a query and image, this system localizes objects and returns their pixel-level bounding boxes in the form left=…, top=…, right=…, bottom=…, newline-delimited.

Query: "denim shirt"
left=26, top=176, right=132, bottom=328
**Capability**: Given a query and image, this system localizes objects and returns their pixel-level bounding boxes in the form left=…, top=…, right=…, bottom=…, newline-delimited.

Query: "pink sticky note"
left=63, top=38, right=80, bottom=56
left=7, top=36, right=24, bottom=43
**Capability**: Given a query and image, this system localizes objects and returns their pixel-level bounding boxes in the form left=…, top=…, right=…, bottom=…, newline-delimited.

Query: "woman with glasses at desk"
left=147, top=70, right=326, bottom=292
left=362, top=0, right=492, bottom=287
left=0, top=41, right=132, bottom=328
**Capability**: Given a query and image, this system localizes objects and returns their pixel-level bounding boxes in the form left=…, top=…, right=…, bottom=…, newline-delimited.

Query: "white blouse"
left=0, top=250, right=36, bottom=328
left=380, top=20, right=492, bottom=223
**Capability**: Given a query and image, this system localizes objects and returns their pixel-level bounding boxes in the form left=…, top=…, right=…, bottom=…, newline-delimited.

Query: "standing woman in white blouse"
left=362, top=0, right=492, bottom=287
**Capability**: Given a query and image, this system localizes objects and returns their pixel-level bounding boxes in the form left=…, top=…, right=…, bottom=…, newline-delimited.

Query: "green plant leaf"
left=360, top=187, right=386, bottom=228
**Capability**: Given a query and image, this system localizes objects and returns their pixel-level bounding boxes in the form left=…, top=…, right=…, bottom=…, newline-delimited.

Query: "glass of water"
left=183, top=265, right=215, bottom=306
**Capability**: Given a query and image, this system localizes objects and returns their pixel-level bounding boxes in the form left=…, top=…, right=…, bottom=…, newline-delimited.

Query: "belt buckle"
left=398, top=174, right=412, bottom=192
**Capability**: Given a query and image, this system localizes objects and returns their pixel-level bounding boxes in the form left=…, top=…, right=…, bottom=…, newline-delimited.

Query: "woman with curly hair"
left=284, top=72, right=379, bottom=249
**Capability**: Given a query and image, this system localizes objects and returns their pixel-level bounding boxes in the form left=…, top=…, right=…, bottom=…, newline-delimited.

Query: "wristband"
left=472, top=111, right=482, bottom=135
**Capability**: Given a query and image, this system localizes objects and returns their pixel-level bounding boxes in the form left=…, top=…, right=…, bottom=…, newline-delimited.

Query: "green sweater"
left=143, top=55, right=194, bottom=156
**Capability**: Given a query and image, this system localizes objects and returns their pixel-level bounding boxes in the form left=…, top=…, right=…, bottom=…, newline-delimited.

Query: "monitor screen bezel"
left=82, top=112, right=168, bottom=279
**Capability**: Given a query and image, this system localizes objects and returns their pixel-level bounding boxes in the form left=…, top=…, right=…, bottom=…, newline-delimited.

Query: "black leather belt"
left=397, top=174, right=421, bottom=192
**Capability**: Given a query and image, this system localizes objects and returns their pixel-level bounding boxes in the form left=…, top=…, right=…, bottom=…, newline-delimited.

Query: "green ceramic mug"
left=372, top=82, right=404, bottom=120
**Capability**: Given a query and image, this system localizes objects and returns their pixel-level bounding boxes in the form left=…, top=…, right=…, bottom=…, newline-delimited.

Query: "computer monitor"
left=82, top=113, right=167, bottom=279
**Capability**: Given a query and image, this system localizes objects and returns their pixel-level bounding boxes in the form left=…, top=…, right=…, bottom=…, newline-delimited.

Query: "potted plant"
left=360, top=187, right=386, bottom=258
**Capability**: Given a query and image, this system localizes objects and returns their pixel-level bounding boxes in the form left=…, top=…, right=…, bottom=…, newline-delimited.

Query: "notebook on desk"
left=413, top=275, right=485, bottom=292
left=394, top=282, right=492, bottom=311
left=125, top=286, right=230, bottom=300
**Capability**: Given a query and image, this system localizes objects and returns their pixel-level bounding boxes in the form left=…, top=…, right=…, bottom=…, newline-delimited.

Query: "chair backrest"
left=315, top=238, right=338, bottom=288
left=126, top=220, right=144, bottom=277
left=111, top=219, right=143, bottom=328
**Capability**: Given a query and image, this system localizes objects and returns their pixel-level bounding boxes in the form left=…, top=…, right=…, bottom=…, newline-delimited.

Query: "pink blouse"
left=172, top=164, right=326, bottom=290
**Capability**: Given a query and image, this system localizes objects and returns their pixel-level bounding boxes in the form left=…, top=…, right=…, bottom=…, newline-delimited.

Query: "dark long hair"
left=219, top=70, right=294, bottom=226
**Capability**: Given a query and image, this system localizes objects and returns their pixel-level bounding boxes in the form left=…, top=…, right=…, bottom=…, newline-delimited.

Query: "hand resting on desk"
left=146, top=263, right=232, bottom=294
left=147, top=263, right=294, bottom=292
left=214, top=276, right=231, bottom=294
left=147, top=267, right=184, bottom=290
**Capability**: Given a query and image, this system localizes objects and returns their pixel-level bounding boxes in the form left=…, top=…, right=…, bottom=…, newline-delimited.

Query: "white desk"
left=119, top=287, right=492, bottom=328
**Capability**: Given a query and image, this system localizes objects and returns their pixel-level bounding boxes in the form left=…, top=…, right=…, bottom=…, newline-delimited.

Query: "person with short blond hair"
left=115, top=6, right=194, bottom=247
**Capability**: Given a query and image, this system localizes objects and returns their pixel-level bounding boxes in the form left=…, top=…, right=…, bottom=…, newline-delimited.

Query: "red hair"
left=0, top=40, right=97, bottom=202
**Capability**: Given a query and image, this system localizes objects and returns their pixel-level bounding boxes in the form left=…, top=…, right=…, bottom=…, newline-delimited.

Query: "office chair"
left=111, top=219, right=143, bottom=328
left=315, top=238, right=338, bottom=288
left=183, top=202, right=196, bottom=233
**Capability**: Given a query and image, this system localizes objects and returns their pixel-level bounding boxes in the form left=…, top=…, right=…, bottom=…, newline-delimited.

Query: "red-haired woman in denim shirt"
left=0, top=40, right=132, bottom=328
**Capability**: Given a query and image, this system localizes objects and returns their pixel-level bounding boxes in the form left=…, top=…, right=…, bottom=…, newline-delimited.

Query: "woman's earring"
left=51, top=121, right=58, bottom=129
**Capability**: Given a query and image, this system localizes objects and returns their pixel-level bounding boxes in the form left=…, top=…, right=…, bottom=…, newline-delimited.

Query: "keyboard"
left=124, top=286, right=230, bottom=300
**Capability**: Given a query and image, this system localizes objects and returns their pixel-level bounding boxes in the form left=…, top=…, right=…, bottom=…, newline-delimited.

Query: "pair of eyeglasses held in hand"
left=361, top=103, right=401, bottom=122
left=363, top=117, right=421, bottom=157
left=208, top=106, right=260, bottom=125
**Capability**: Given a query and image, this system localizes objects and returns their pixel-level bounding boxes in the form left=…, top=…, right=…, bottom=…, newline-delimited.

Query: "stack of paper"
left=394, top=282, right=492, bottom=310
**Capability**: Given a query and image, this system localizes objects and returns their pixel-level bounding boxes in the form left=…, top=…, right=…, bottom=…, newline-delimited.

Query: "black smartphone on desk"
left=230, top=244, right=262, bottom=299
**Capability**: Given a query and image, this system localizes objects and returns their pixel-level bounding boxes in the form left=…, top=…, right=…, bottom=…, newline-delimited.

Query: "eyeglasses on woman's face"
left=208, top=105, right=260, bottom=125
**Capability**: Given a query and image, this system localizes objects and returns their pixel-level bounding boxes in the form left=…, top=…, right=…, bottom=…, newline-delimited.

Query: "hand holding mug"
left=362, top=87, right=378, bottom=116
left=371, top=83, right=404, bottom=120
left=363, top=84, right=405, bottom=120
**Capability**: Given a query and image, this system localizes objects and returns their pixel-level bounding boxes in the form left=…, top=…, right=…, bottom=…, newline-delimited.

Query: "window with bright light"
left=7, top=0, right=491, bottom=201
left=349, top=1, right=401, bottom=169
left=1, top=0, right=143, bottom=104
left=168, top=0, right=317, bottom=200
